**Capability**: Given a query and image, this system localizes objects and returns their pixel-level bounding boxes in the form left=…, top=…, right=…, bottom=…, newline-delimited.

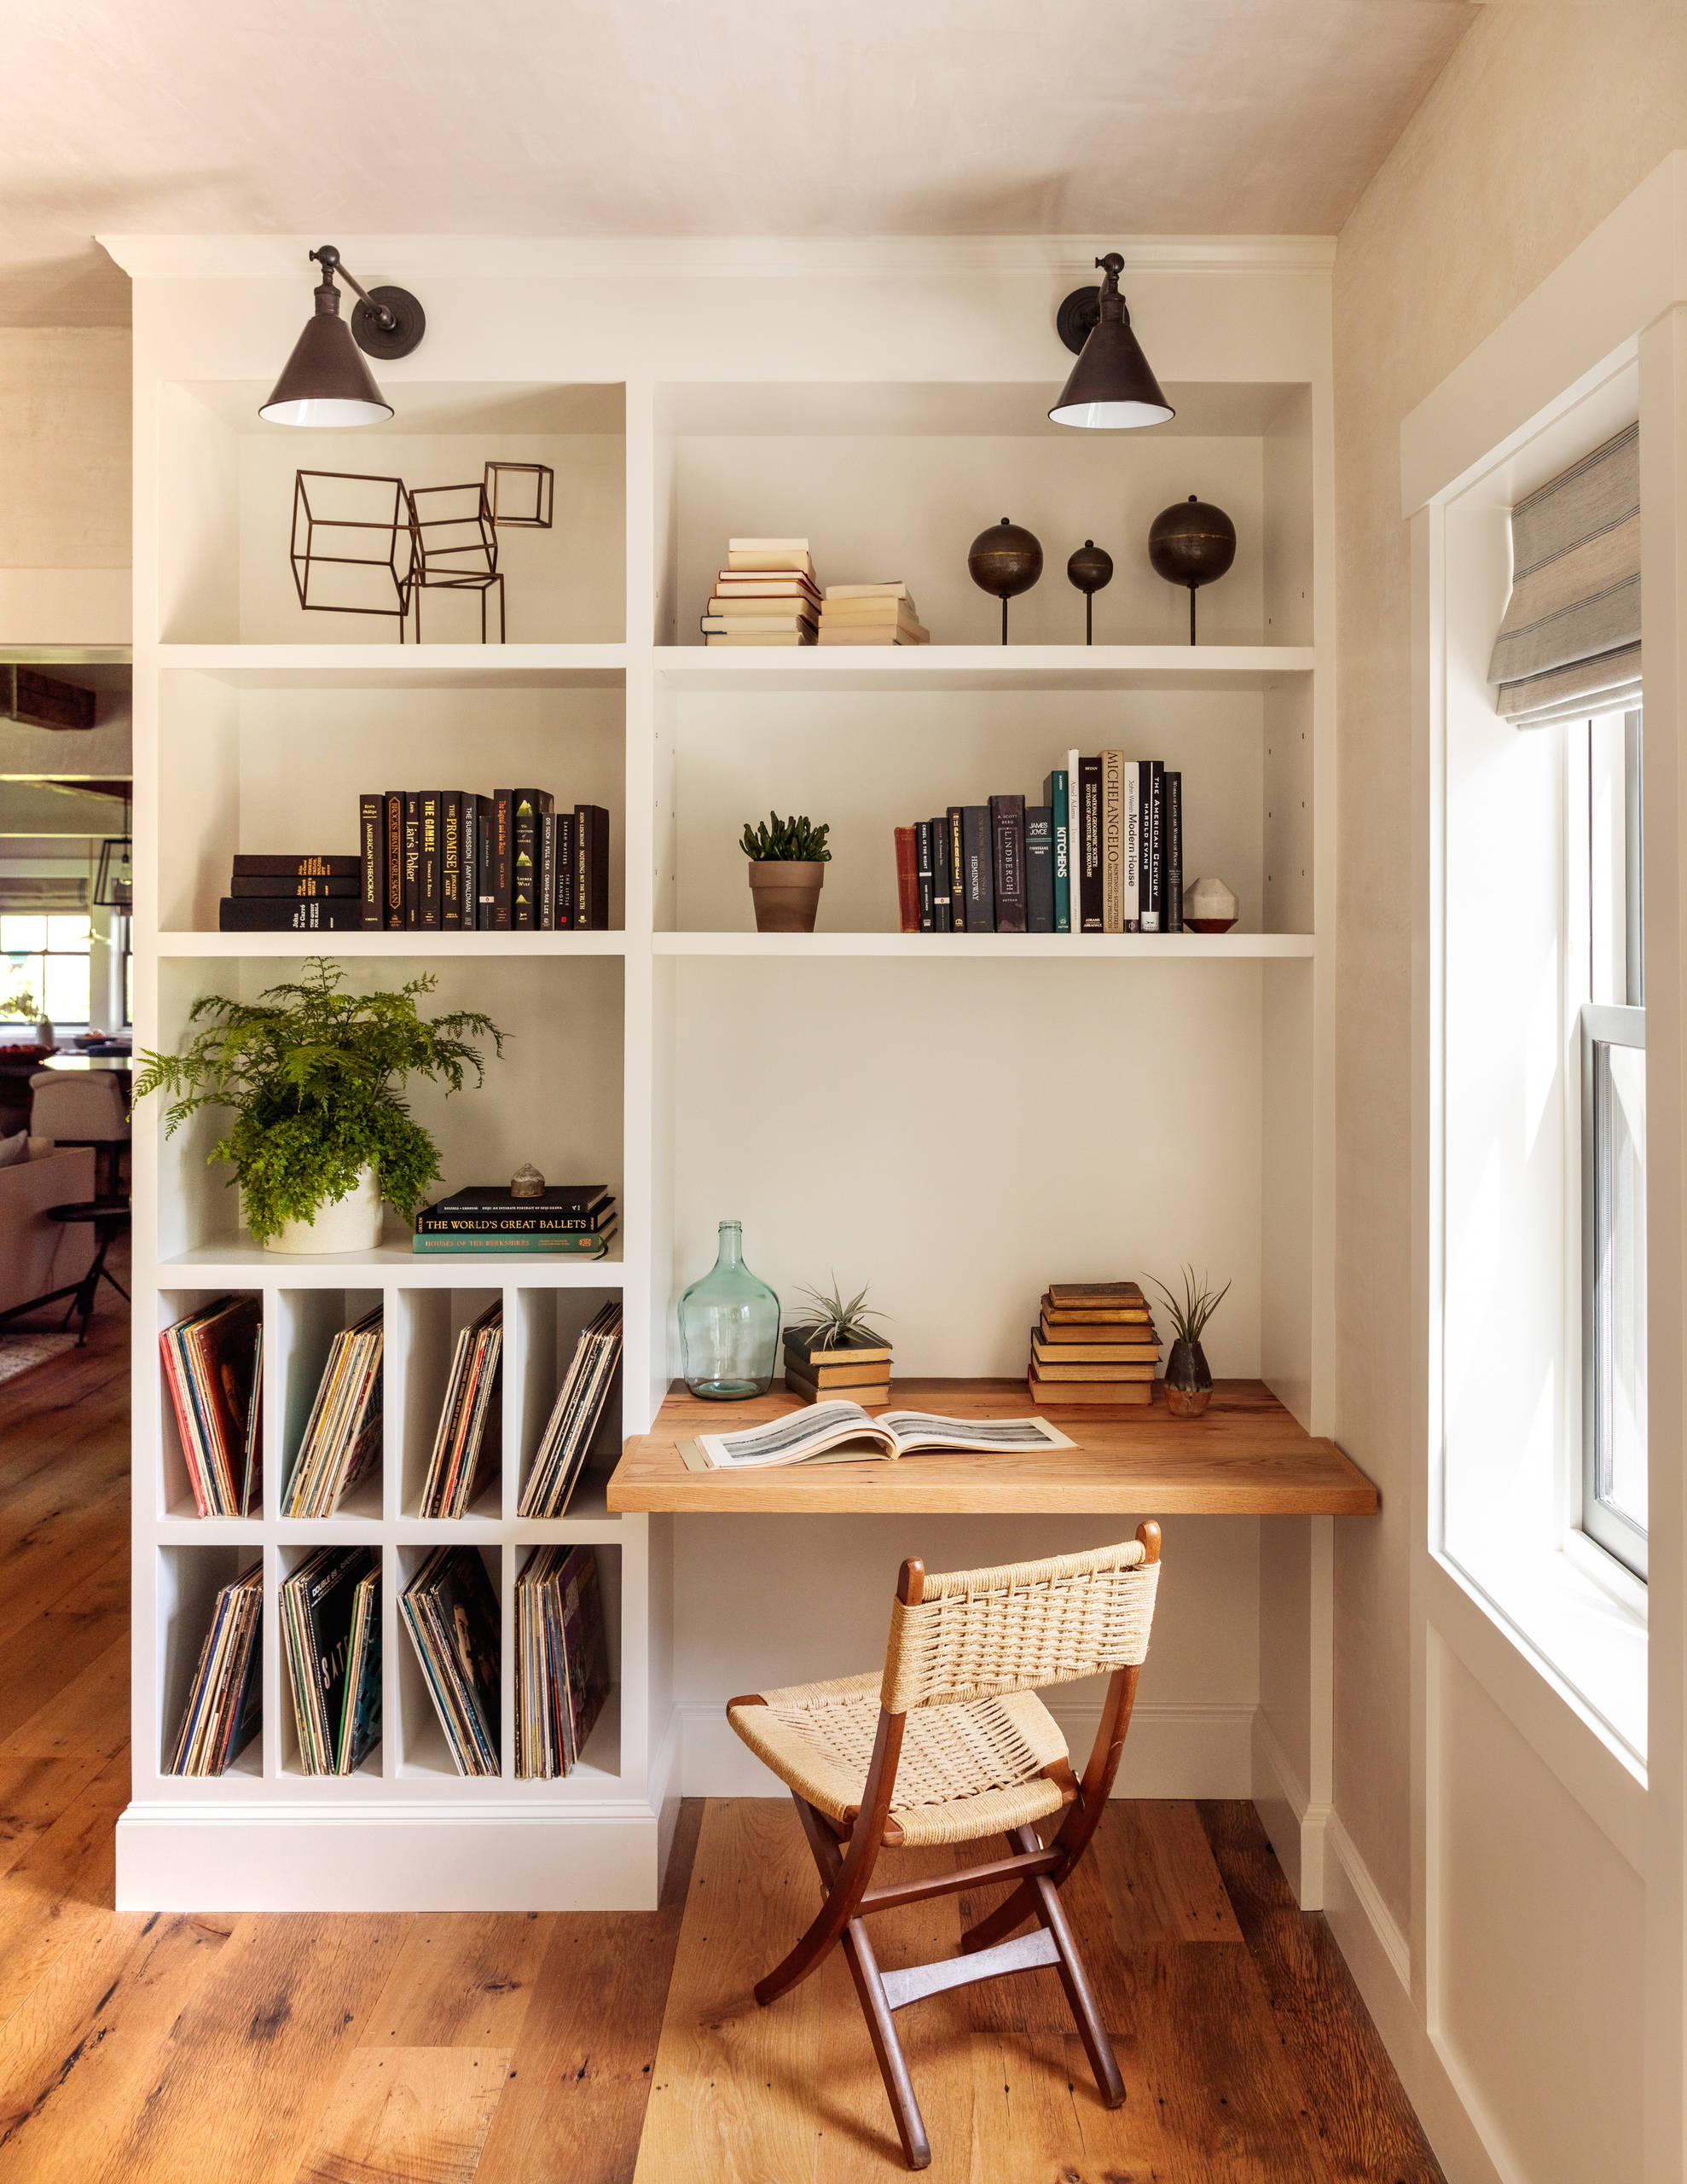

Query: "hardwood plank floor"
left=0, top=1278, right=1446, bottom=2181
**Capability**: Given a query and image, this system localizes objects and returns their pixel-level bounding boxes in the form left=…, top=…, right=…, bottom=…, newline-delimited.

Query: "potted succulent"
left=132, top=957, right=502, bottom=1253
left=1144, top=1266, right=1232, bottom=1417
left=740, top=811, right=832, bottom=933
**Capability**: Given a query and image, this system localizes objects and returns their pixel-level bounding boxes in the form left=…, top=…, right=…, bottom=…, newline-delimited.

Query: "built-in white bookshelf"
left=113, top=233, right=1334, bottom=1911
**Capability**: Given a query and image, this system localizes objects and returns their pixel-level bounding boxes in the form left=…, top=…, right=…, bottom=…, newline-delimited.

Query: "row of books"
left=1026, top=1281, right=1160, bottom=1407
left=411, top=1182, right=618, bottom=1259
left=420, top=1303, right=502, bottom=1517
left=282, top=1307, right=384, bottom=1517
left=699, top=539, right=930, bottom=648
left=171, top=1541, right=610, bottom=1780
left=160, top=1294, right=263, bottom=1518
left=894, top=753, right=1187, bottom=935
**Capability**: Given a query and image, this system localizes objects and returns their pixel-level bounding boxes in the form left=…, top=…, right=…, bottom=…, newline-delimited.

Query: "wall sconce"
left=259, top=245, right=426, bottom=427
left=1050, top=253, right=1174, bottom=430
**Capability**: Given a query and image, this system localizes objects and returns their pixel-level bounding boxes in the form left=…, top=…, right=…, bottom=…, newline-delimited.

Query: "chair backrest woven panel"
left=879, top=1540, right=1158, bottom=1714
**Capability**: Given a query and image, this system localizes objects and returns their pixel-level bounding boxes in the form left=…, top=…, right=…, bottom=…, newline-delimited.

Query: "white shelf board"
left=151, top=643, right=627, bottom=689
left=654, top=643, right=1316, bottom=694
left=653, top=931, right=1316, bottom=959
left=159, top=1241, right=624, bottom=1285
left=156, top=931, right=628, bottom=959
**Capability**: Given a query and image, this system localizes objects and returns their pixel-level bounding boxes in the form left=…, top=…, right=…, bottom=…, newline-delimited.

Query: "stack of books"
left=281, top=1307, right=384, bottom=1516
left=517, top=1301, right=624, bottom=1516
left=280, top=1546, right=381, bottom=1775
left=700, top=538, right=820, bottom=645
left=159, top=1295, right=263, bottom=1517
left=167, top=1565, right=263, bottom=1776
left=514, top=1543, right=613, bottom=1778
left=412, top=1182, right=617, bottom=1258
left=217, top=855, right=362, bottom=933
left=401, top=1546, right=501, bottom=1776
left=819, top=581, right=930, bottom=646
left=782, top=1323, right=893, bottom=1407
left=419, top=1301, right=502, bottom=1517
left=1028, top=1282, right=1161, bottom=1406
left=893, top=751, right=1186, bottom=936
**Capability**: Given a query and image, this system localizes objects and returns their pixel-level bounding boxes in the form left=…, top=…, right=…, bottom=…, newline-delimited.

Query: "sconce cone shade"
left=1049, top=257, right=1174, bottom=431
left=259, top=282, right=392, bottom=427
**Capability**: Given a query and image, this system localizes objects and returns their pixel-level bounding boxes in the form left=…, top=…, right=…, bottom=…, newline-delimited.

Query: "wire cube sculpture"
left=484, top=461, right=554, bottom=529
left=290, top=471, right=415, bottom=632
left=406, top=480, right=506, bottom=642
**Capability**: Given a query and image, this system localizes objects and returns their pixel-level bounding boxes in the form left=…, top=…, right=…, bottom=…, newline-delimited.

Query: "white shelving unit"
left=110, top=233, right=1335, bottom=1910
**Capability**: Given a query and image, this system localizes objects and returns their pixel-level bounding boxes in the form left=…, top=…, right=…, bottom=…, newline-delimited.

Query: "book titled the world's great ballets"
left=687, top=1401, right=1075, bottom=1472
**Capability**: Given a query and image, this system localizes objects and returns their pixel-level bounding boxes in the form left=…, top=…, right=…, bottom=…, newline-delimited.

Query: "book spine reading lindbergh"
left=1077, top=755, right=1104, bottom=933
left=1164, top=770, right=1184, bottom=932
left=359, top=794, right=381, bottom=930
left=931, top=816, right=952, bottom=933
left=990, top=794, right=1027, bottom=933
left=915, top=820, right=934, bottom=932
left=1025, top=805, right=1053, bottom=932
left=961, top=805, right=994, bottom=932
left=947, top=806, right=966, bottom=933
left=442, top=791, right=462, bottom=930
left=418, top=791, right=441, bottom=930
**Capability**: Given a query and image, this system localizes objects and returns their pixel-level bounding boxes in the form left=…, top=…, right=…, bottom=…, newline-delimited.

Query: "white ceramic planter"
left=263, top=1165, right=383, bottom=1254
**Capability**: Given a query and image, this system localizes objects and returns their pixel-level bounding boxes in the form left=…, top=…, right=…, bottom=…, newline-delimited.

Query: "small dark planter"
left=1163, top=1338, right=1213, bottom=1417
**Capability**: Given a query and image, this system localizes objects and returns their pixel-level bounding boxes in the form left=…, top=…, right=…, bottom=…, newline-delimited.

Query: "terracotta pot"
left=748, top=860, right=825, bottom=934
left=1162, top=1336, right=1213, bottom=1417
left=264, top=1165, right=383, bottom=1254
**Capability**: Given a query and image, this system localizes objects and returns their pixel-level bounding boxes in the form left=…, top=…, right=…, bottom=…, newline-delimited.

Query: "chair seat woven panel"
left=729, top=1672, right=1070, bottom=1847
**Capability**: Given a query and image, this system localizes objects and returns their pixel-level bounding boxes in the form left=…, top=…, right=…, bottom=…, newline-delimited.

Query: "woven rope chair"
left=728, top=1521, right=1161, bottom=2169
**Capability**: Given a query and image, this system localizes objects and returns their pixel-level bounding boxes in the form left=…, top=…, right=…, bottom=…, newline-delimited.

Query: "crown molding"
left=97, top=232, right=1336, bottom=283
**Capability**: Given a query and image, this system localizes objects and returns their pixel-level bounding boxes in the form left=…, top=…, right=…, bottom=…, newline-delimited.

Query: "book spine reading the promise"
left=930, top=815, right=952, bottom=933
left=419, top=791, right=442, bottom=929
left=915, top=820, right=934, bottom=932
left=1025, top=805, right=1053, bottom=932
left=1100, top=750, right=1125, bottom=933
left=947, top=805, right=966, bottom=932
left=962, top=804, right=995, bottom=932
left=894, top=827, right=919, bottom=933
left=1164, top=770, right=1184, bottom=932
left=385, top=791, right=404, bottom=930
left=441, top=791, right=462, bottom=929
left=1077, top=755, right=1104, bottom=932
left=1044, top=768, right=1070, bottom=933
left=990, top=794, right=1027, bottom=932
left=359, top=794, right=381, bottom=929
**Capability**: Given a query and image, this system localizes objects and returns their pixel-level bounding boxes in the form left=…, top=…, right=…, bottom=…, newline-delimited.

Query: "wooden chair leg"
left=1019, top=1836, right=1124, bottom=2107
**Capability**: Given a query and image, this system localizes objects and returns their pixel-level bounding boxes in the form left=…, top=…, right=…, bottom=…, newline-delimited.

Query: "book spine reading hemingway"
left=990, top=794, right=1027, bottom=933
left=359, top=793, right=381, bottom=929
left=962, top=804, right=994, bottom=932
left=930, top=816, right=953, bottom=933
left=441, top=790, right=462, bottom=929
left=1025, top=805, right=1053, bottom=932
left=384, top=791, right=404, bottom=930
left=915, top=819, right=934, bottom=932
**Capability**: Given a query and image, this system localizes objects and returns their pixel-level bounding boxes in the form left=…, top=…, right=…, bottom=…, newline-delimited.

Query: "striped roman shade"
left=1488, top=423, right=1641, bottom=729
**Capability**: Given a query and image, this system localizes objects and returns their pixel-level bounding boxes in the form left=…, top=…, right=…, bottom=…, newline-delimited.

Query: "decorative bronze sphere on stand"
left=1066, top=538, right=1113, bottom=646
left=1147, top=495, right=1237, bottom=645
left=967, top=517, right=1043, bottom=645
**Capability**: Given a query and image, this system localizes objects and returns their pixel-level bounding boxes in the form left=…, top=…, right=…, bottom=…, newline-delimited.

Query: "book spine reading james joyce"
left=930, top=815, right=953, bottom=932
left=441, top=791, right=462, bottom=929
left=359, top=796, right=381, bottom=929
left=554, top=808, right=572, bottom=928
left=1123, top=762, right=1141, bottom=932
left=490, top=791, right=513, bottom=930
left=1100, top=749, right=1126, bottom=934
left=1025, top=805, right=1053, bottom=932
left=419, top=791, right=442, bottom=930
left=384, top=792, right=404, bottom=930
left=961, top=804, right=994, bottom=932
left=538, top=810, right=555, bottom=932
left=403, top=792, right=421, bottom=929
left=990, top=793, right=1027, bottom=932
left=232, top=855, right=360, bottom=879
left=1043, top=768, right=1070, bottom=933
left=1140, top=759, right=1163, bottom=932
left=1077, top=755, right=1104, bottom=932
left=1164, top=770, right=1184, bottom=932
left=894, top=828, right=919, bottom=933
left=230, top=874, right=358, bottom=898
left=219, top=897, right=366, bottom=932
left=947, top=805, right=966, bottom=932
left=915, top=820, right=934, bottom=932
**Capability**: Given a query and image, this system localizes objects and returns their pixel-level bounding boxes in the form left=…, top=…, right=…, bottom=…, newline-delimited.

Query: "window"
left=0, top=912, right=93, bottom=1027
left=1580, top=711, right=1645, bottom=1579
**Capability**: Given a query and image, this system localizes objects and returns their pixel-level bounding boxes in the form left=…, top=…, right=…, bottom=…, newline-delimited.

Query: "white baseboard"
left=680, top=1697, right=1256, bottom=1800
left=1250, top=1710, right=1330, bottom=1908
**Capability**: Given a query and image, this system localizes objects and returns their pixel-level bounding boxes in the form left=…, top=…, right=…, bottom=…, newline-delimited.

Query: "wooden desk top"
left=607, top=1379, right=1379, bottom=1516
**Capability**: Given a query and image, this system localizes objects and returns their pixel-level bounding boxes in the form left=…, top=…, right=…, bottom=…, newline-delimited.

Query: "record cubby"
left=119, top=232, right=1336, bottom=1911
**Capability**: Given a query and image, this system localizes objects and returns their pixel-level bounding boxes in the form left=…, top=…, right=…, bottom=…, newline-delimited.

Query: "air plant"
left=791, top=1275, right=890, bottom=1350
left=1143, top=1266, right=1232, bottom=1348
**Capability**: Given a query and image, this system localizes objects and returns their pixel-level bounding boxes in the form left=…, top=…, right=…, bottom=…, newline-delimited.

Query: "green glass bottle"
left=679, top=1220, right=780, bottom=1398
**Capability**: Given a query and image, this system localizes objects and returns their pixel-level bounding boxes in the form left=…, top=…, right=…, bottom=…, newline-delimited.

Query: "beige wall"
left=1334, top=5, right=1687, bottom=1926
left=0, top=327, right=130, bottom=643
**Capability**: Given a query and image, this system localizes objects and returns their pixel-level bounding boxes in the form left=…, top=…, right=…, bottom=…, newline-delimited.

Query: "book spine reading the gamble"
left=477, top=799, right=494, bottom=929
left=491, top=791, right=513, bottom=929
left=894, top=827, right=919, bottom=933
left=931, top=815, right=953, bottom=933
left=1044, top=769, right=1070, bottom=933
left=1123, top=761, right=1141, bottom=933
left=962, top=804, right=994, bottom=932
left=419, top=791, right=442, bottom=929
left=990, top=794, right=1027, bottom=933
left=403, top=793, right=421, bottom=928
left=1025, top=806, right=1054, bottom=932
left=513, top=789, right=549, bottom=930
left=360, top=794, right=381, bottom=929
left=1101, top=750, right=1126, bottom=933
left=575, top=804, right=610, bottom=929
left=218, top=897, right=367, bottom=932
left=915, top=819, right=934, bottom=932
left=229, top=874, right=359, bottom=898
left=1140, top=759, right=1163, bottom=932
left=1077, top=755, right=1104, bottom=932
left=539, top=810, right=555, bottom=932
left=442, top=791, right=462, bottom=929
left=385, top=791, right=405, bottom=930
left=232, top=855, right=361, bottom=879
left=947, top=805, right=966, bottom=932
left=555, top=807, right=573, bottom=928
left=1164, top=770, right=1184, bottom=932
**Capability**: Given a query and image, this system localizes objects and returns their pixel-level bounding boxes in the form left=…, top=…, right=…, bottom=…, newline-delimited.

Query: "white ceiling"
left=4, top=0, right=1476, bottom=326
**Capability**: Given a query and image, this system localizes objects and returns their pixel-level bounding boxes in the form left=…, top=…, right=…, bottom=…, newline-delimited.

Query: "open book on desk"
left=683, top=1399, right=1076, bottom=1472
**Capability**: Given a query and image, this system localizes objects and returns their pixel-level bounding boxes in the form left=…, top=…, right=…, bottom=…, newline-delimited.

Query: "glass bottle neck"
left=716, top=1222, right=744, bottom=1268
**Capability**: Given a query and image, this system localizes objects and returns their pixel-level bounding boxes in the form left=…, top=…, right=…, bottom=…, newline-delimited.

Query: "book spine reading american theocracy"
left=359, top=795, right=381, bottom=929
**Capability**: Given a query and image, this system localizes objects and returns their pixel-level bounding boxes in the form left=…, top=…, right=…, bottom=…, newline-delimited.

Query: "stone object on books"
left=510, top=1163, right=545, bottom=1198
left=1182, top=874, right=1238, bottom=932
